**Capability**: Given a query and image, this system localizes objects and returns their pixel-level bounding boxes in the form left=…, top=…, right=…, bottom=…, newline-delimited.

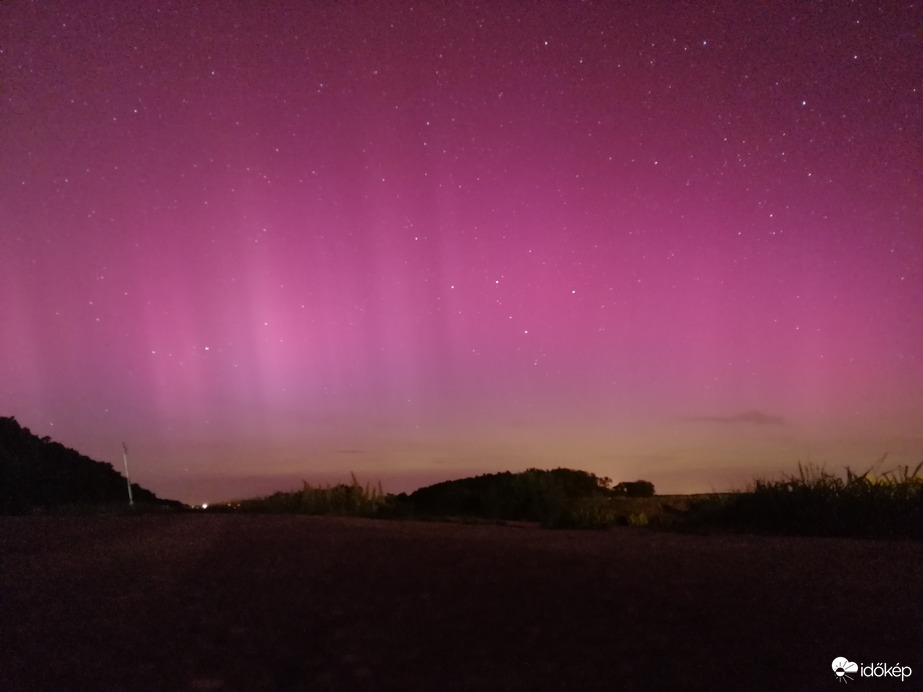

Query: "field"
left=2, top=515, right=921, bottom=691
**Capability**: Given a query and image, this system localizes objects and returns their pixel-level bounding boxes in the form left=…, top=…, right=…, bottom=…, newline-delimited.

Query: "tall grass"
left=237, top=473, right=394, bottom=517
left=298, top=472, right=388, bottom=516
left=545, top=495, right=617, bottom=529
left=691, top=456, right=923, bottom=540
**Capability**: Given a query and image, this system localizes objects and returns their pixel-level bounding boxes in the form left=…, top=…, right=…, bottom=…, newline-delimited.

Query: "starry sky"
left=2, top=1, right=921, bottom=504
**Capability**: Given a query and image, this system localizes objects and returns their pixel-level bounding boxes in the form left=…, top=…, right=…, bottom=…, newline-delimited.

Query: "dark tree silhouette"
left=613, top=480, right=656, bottom=497
left=0, top=416, right=181, bottom=513
left=408, top=467, right=613, bottom=521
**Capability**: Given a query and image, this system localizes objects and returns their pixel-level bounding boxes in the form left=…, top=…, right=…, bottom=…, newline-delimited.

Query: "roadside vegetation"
left=225, top=468, right=651, bottom=529
left=221, top=458, right=923, bottom=540
left=233, top=472, right=394, bottom=517
left=684, top=457, right=923, bottom=540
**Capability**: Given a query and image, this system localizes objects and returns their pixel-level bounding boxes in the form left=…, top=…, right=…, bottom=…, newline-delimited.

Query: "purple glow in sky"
left=2, top=2, right=921, bottom=503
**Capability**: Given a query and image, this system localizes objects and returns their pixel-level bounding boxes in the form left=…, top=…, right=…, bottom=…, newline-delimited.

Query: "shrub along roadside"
left=682, top=458, right=923, bottom=540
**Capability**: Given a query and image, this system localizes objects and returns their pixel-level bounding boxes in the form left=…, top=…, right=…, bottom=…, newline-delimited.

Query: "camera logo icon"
left=832, top=657, right=858, bottom=683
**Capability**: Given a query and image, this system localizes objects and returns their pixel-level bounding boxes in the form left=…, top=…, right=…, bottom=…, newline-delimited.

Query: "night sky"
left=2, top=2, right=921, bottom=504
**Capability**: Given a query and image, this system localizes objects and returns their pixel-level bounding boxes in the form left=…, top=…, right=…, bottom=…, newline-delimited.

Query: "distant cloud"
left=689, top=410, right=785, bottom=426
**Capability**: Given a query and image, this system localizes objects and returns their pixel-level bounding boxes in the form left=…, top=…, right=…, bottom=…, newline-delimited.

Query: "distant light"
left=201, top=503, right=208, bottom=509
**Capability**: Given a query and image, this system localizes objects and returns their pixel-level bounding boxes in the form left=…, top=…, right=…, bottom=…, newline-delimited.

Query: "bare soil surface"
left=1, top=515, right=920, bottom=691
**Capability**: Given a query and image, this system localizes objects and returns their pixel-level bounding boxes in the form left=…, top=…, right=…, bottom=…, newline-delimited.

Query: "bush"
left=549, top=496, right=616, bottom=529
left=613, top=480, right=655, bottom=497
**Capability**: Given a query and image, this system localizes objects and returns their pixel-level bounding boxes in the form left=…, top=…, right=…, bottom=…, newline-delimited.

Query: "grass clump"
left=627, top=512, right=649, bottom=527
left=298, top=473, right=389, bottom=516
left=690, top=456, right=923, bottom=540
left=237, top=473, right=396, bottom=518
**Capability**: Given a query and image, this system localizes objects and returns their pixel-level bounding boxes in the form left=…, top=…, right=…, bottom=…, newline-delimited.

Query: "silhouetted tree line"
left=225, top=468, right=656, bottom=528
left=613, top=480, right=656, bottom=497
left=0, top=416, right=181, bottom=513
left=407, top=467, right=648, bottom=522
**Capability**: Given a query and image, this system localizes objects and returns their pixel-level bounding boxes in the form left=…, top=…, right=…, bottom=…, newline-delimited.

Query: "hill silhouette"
left=0, top=416, right=182, bottom=513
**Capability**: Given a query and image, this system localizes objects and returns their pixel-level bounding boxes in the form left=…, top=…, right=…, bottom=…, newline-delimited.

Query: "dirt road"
left=1, top=515, right=920, bottom=691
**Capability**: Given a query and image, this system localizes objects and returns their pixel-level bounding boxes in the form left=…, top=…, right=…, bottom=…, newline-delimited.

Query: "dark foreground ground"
left=1, top=515, right=921, bottom=691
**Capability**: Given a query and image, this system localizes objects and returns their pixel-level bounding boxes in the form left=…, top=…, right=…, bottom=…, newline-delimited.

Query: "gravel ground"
left=1, top=514, right=921, bottom=691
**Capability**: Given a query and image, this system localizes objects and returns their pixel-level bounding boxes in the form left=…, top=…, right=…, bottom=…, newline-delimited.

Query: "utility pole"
left=122, top=442, right=134, bottom=506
